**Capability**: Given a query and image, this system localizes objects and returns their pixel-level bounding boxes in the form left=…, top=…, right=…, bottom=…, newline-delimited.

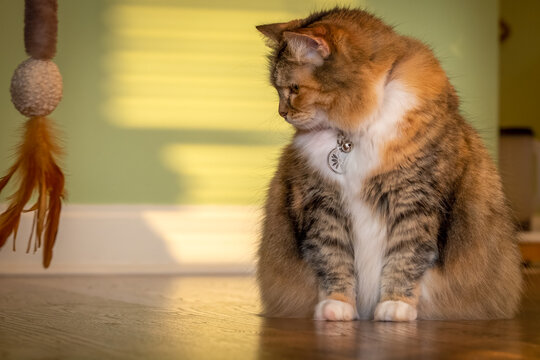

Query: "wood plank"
left=1, top=272, right=540, bottom=359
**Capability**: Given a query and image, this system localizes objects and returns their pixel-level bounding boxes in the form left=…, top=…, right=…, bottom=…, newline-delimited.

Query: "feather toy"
left=0, top=0, right=64, bottom=268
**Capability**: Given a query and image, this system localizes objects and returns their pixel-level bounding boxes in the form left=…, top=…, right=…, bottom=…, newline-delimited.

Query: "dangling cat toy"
left=0, top=0, right=64, bottom=268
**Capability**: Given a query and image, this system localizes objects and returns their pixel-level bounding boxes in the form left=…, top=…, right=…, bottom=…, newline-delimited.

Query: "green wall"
left=499, top=0, right=540, bottom=138
left=0, top=0, right=499, bottom=205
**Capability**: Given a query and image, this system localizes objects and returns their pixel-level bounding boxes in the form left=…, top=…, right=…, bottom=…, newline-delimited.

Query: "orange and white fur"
left=256, top=9, right=523, bottom=321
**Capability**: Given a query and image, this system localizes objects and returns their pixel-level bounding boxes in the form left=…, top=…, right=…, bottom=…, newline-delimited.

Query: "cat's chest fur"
left=293, top=81, right=416, bottom=318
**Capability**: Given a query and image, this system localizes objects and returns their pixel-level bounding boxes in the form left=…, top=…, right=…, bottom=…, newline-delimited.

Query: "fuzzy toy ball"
left=11, top=58, right=63, bottom=117
left=0, top=0, right=64, bottom=268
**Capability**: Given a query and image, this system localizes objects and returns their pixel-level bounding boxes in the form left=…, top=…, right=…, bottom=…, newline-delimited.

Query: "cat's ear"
left=282, top=31, right=330, bottom=65
left=256, top=20, right=301, bottom=45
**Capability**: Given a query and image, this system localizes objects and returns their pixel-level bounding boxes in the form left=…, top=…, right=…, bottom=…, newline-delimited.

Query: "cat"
left=256, top=8, right=523, bottom=321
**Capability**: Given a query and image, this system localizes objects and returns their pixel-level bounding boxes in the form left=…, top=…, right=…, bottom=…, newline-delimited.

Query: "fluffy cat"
left=256, top=8, right=523, bottom=321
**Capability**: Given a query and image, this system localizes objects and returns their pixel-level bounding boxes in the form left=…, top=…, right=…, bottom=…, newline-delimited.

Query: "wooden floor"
left=1, top=271, right=540, bottom=360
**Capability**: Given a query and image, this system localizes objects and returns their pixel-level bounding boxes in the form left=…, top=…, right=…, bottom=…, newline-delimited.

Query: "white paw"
left=374, top=300, right=417, bottom=322
left=314, top=299, right=357, bottom=321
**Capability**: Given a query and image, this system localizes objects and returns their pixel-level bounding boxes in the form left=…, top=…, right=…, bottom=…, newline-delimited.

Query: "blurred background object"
left=499, top=0, right=540, bottom=140
left=499, top=128, right=539, bottom=230
left=499, top=0, right=540, bottom=265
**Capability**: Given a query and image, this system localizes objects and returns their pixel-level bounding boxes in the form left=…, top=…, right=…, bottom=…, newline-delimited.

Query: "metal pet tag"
left=327, top=147, right=348, bottom=174
left=327, top=133, right=353, bottom=174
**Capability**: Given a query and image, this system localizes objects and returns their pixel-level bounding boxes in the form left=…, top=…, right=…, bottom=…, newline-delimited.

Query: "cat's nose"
left=279, top=110, right=288, bottom=118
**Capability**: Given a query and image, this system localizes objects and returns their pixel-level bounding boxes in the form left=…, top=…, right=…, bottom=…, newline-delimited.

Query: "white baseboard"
left=7, top=204, right=533, bottom=275
left=0, top=205, right=260, bottom=275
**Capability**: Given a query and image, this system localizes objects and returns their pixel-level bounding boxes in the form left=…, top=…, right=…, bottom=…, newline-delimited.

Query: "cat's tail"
left=418, top=238, right=523, bottom=320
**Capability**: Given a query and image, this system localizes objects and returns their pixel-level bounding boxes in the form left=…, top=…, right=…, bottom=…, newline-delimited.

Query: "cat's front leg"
left=306, top=233, right=358, bottom=321
left=374, top=206, right=439, bottom=322
left=374, top=239, right=438, bottom=321
left=298, top=194, right=358, bottom=321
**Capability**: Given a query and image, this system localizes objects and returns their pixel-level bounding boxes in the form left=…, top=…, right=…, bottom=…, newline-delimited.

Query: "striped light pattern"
left=102, top=0, right=357, bottom=205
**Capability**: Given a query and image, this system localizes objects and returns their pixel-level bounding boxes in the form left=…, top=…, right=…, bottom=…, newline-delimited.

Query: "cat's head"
left=257, top=9, right=404, bottom=132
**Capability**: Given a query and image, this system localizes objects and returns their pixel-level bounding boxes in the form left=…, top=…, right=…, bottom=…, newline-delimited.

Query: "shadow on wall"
left=56, top=0, right=302, bottom=205
left=98, top=0, right=301, bottom=205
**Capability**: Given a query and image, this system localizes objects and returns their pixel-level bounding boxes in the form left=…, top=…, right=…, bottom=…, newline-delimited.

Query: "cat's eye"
left=290, top=84, right=300, bottom=94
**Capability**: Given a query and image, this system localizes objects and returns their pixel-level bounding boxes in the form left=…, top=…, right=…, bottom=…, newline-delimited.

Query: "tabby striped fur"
left=256, top=8, right=522, bottom=321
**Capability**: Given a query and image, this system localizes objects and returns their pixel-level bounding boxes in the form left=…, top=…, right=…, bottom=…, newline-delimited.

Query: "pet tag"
left=327, top=133, right=353, bottom=174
